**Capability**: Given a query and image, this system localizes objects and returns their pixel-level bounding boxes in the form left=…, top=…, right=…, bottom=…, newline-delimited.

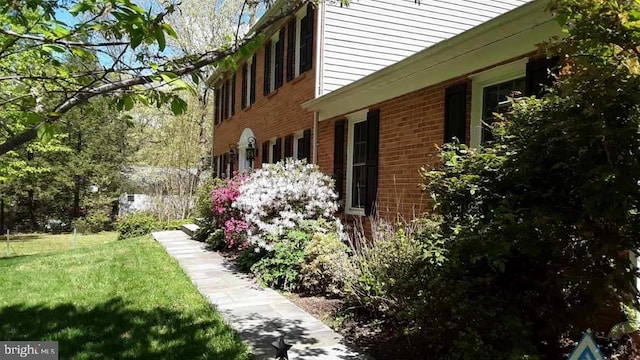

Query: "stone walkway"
left=152, top=230, right=367, bottom=360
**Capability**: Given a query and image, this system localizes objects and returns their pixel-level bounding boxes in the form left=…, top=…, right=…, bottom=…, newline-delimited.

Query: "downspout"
left=312, top=0, right=325, bottom=165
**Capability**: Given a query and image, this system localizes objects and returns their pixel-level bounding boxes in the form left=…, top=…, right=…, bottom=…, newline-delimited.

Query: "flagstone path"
left=152, top=230, right=368, bottom=360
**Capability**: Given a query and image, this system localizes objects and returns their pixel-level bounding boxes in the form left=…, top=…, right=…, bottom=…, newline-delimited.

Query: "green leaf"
left=37, top=124, right=54, bottom=144
left=130, top=30, right=144, bottom=49
left=42, top=44, right=66, bottom=53
left=155, top=26, right=166, bottom=51
left=170, top=97, right=188, bottom=115
left=68, top=2, right=92, bottom=15
left=123, top=95, right=134, bottom=111
left=26, top=113, right=43, bottom=125
left=162, top=23, right=178, bottom=39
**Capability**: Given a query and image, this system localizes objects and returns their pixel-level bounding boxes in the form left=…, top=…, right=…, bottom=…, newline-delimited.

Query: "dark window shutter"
left=214, top=88, right=220, bottom=125
left=261, top=141, right=269, bottom=165
left=231, top=74, right=236, bottom=116
left=286, top=19, right=296, bottom=81
left=263, top=41, right=271, bottom=95
left=273, top=137, right=282, bottom=163
left=224, top=80, right=230, bottom=119
left=222, top=153, right=228, bottom=177
left=365, top=109, right=380, bottom=216
left=300, top=4, right=314, bottom=73
left=333, top=119, right=345, bottom=202
left=250, top=55, right=257, bottom=104
left=275, top=30, right=285, bottom=89
left=284, top=134, right=294, bottom=158
left=302, top=129, right=311, bottom=161
left=220, top=82, right=226, bottom=120
left=525, top=57, right=559, bottom=97
left=444, top=83, right=467, bottom=144
left=241, top=64, right=247, bottom=109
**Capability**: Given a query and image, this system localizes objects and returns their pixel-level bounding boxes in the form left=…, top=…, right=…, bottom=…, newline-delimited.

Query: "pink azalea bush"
left=210, top=175, right=248, bottom=248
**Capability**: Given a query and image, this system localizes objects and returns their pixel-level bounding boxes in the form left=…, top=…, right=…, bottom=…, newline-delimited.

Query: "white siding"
left=322, top=0, right=531, bottom=94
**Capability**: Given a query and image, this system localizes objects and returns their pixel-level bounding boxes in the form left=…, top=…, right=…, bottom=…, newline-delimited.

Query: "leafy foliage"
left=300, top=232, right=349, bottom=296
left=341, top=220, right=430, bottom=319
left=250, top=220, right=333, bottom=291
left=115, top=212, right=163, bottom=239
left=414, top=0, right=640, bottom=357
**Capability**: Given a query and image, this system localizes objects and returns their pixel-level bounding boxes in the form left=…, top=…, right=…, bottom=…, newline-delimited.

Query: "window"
left=350, top=121, right=367, bottom=209
left=127, top=194, right=135, bottom=202
left=298, top=3, right=314, bottom=74
left=480, top=77, right=525, bottom=143
left=241, top=56, right=255, bottom=109
left=469, top=58, right=527, bottom=147
left=345, top=109, right=379, bottom=216
left=264, top=30, right=284, bottom=95
left=215, top=76, right=236, bottom=124
left=286, top=19, right=296, bottom=81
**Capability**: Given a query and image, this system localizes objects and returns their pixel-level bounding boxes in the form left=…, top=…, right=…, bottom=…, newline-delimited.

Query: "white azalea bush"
left=233, top=159, right=341, bottom=250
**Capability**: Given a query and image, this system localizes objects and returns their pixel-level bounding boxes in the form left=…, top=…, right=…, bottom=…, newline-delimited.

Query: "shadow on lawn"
left=0, top=297, right=248, bottom=360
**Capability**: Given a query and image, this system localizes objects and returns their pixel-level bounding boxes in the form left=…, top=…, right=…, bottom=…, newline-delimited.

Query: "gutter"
left=312, top=1, right=324, bottom=165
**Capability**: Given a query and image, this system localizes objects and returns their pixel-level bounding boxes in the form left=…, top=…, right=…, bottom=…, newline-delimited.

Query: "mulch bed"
left=281, top=292, right=427, bottom=360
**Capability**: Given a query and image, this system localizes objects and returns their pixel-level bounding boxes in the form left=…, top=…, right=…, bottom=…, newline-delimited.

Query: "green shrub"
left=75, top=210, right=112, bottom=234
left=115, top=212, right=163, bottom=239
left=195, top=177, right=225, bottom=219
left=251, top=228, right=310, bottom=291
left=300, top=232, right=349, bottom=296
left=249, top=220, right=339, bottom=291
left=236, top=245, right=267, bottom=273
left=341, top=219, right=429, bottom=319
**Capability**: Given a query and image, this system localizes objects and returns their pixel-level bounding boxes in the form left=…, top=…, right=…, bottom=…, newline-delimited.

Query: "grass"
left=0, top=231, right=118, bottom=258
left=0, top=235, right=249, bottom=360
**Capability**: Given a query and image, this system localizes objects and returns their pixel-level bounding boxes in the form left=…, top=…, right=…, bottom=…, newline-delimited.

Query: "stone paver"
left=153, top=230, right=368, bottom=360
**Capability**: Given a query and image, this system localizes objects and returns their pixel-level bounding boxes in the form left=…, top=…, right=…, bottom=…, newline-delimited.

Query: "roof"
left=302, top=0, right=561, bottom=120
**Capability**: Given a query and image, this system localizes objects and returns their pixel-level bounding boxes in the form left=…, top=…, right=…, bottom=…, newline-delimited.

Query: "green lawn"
left=0, top=232, right=118, bottom=258
left=0, top=235, right=249, bottom=360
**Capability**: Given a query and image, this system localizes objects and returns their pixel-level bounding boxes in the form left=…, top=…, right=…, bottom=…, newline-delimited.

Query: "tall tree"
left=0, top=0, right=311, bottom=156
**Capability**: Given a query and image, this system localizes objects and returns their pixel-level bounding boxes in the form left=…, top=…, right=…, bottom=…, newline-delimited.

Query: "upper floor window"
left=241, top=55, right=256, bottom=109
left=214, top=75, right=236, bottom=125
left=264, top=30, right=285, bottom=95
left=297, top=3, right=314, bottom=75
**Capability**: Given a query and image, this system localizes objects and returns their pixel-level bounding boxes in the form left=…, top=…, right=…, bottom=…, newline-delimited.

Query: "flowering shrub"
left=210, top=175, right=248, bottom=248
left=233, top=159, right=339, bottom=250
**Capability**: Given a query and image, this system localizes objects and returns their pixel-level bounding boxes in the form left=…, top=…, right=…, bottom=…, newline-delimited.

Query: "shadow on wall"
left=0, top=297, right=247, bottom=360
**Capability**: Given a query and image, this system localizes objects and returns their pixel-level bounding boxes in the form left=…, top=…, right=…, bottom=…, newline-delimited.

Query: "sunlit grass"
left=0, top=236, right=249, bottom=359
left=0, top=231, right=118, bottom=258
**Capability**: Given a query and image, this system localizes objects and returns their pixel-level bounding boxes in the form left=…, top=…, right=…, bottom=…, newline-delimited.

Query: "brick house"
left=302, top=0, right=562, bottom=220
left=210, top=0, right=530, bottom=185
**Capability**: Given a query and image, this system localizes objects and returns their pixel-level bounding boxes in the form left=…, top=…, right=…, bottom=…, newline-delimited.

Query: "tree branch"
left=0, top=1, right=299, bottom=156
left=0, top=29, right=130, bottom=48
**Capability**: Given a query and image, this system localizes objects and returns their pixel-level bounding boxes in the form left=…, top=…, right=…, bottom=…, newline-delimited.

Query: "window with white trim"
left=470, top=58, right=527, bottom=147
left=268, top=137, right=277, bottom=163
left=293, top=131, right=304, bottom=159
left=345, top=109, right=369, bottom=215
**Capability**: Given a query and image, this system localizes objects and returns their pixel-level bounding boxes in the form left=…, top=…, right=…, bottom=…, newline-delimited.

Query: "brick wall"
left=212, top=16, right=316, bottom=169
left=318, top=53, right=539, bottom=222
